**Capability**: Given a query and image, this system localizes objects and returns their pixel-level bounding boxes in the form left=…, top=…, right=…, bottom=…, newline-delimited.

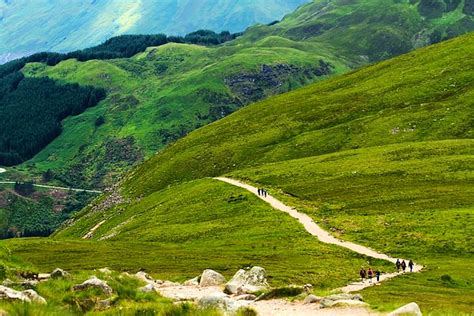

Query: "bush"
left=418, top=0, right=446, bottom=18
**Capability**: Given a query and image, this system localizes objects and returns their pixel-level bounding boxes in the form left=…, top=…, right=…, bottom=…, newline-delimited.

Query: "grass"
left=0, top=268, right=221, bottom=315
left=226, top=140, right=474, bottom=314
left=5, top=179, right=392, bottom=288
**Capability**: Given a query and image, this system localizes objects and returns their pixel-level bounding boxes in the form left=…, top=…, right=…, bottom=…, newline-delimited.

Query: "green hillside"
left=13, top=0, right=474, bottom=191
left=5, top=32, right=472, bottom=314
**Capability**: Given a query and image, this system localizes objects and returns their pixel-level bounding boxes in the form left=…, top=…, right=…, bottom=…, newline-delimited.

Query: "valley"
left=0, top=1, right=473, bottom=315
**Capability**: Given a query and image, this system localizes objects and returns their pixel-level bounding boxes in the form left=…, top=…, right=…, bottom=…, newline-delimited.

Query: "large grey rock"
left=22, top=290, right=47, bottom=304
left=224, top=266, right=269, bottom=294
left=197, top=293, right=248, bottom=313
left=0, top=286, right=46, bottom=304
left=199, top=269, right=226, bottom=287
left=303, top=294, right=322, bottom=304
left=51, top=268, right=69, bottom=279
left=388, top=302, right=422, bottom=316
left=73, top=277, right=113, bottom=296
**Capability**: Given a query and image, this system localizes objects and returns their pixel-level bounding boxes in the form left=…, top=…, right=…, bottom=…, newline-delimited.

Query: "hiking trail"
left=214, top=177, right=423, bottom=293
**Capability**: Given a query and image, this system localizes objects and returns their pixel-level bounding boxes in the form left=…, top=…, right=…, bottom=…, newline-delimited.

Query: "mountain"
left=42, top=32, right=473, bottom=314
left=0, top=0, right=309, bottom=63
left=6, top=0, right=472, bottom=191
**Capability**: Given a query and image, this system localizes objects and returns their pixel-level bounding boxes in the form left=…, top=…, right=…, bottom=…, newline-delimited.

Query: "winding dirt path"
left=214, top=177, right=422, bottom=293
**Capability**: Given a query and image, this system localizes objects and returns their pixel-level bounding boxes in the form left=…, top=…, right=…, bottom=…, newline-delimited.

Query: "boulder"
left=51, top=268, right=69, bottom=279
left=0, top=286, right=46, bottom=304
left=197, top=293, right=248, bottom=313
left=22, top=289, right=47, bottom=304
left=134, top=271, right=163, bottom=285
left=73, top=277, right=113, bottom=296
left=224, top=266, right=269, bottom=294
left=388, top=302, right=422, bottom=316
left=183, top=276, right=200, bottom=286
left=199, top=269, right=226, bottom=287
left=303, top=294, right=322, bottom=304
left=139, top=284, right=156, bottom=293
left=98, top=268, right=112, bottom=275
left=331, top=299, right=368, bottom=307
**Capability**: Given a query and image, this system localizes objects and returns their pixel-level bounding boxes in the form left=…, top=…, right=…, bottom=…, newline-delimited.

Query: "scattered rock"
left=22, top=289, right=47, bottom=304
left=97, top=298, right=112, bottom=310
left=303, top=283, right=313, bottom=292
left=51, top=268, right=69, bottom=279
left=139, top=284, right=156, bottom=293
left=98, top=268, right=112, bottom=275
left=199, top=269, right=226, bottom=287
left=183, top=276, right=200, bottom=286
left=235, top=294, right=257, bottom=301
left=388, top=302, right=422, bottom=316
left=198, top=293, right=248, bottom=313
left=134, top=271, right=163, bottom=285
left=73, top=277, right=113, bottom=296
left=37, top=273, right=51, bottom=281
left=0, top=286, right=46, bottom=304
left=331, top=299, right=368, bottom=307
left=224, top=267, right=269, bottom=294
left=303, top=294, right=322, bottom=304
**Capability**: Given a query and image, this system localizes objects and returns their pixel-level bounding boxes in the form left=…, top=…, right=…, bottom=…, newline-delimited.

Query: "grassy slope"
left=115, top=33, right=473, bottom=197
left=17, top=0, right=474, bottom=188
left=37, top=33, right=472, bottom=314
left=6, top=179, right=391, bottom=289
left=228, top=140, right=474, bottom=314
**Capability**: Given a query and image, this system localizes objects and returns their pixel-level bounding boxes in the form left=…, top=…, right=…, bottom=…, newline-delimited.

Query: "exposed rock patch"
left=224, top=266, right=269, bottom=294
left=73, top=277, right=113, bottom=296
left=199, top=269, right=226, bottom=287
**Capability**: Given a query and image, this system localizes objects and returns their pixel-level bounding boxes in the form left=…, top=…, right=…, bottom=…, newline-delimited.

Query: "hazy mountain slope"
left=0, top=0, right=308, bottom=63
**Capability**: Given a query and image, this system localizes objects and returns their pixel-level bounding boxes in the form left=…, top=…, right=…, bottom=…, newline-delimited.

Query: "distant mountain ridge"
left=0, top=0, right=309, bottom=63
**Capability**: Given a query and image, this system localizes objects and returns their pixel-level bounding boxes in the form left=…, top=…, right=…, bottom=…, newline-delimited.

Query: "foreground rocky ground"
left=0, top=266, right=422, bottom=315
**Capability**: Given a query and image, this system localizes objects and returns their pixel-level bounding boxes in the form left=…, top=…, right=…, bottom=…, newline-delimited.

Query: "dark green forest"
left=0, top=30, right=239, bottom=167
left=0, top=73, right=105, bottom=165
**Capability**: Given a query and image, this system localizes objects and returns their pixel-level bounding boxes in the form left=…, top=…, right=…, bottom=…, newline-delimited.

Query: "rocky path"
left=0, top=181, right=102, bottom=194
left=214, top=177, right=422, bottom=293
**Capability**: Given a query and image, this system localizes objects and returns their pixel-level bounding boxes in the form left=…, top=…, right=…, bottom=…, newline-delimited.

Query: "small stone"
left=234, top=294, right=257, bottom=301
left=183, top=276, right=200, bottom=286
left=51, top=268, right=69, bottom=279
left=388, top=302, right=422, bottom=316
left=139, top=284, right=156, bottom=293
left=98, top=268, right=112, bottom=275
left=22, top=290, right=47, bottom=304
left=303, top=294, right=322, bottom=304
left=303, top=284, right=313, bottom=292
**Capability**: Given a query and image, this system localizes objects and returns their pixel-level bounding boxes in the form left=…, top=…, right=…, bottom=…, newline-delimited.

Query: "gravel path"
left=214, top=177, right=422, bottom=293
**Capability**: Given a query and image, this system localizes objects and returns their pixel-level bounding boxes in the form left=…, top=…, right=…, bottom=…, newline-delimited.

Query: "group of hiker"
left=396, top=259, right=415, bottom=273
left=359, top=259, right=415, bottom=283
left=359, top=267, right=380, bottom=283
left=257, top=188, right=268, bottom=197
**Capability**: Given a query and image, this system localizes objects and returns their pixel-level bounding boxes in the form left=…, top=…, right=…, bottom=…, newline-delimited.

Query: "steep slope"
left=47, top=33, right=474, bottom=314
left=0, top=0, right=308, bottom=63
left=113, top=33, right=474, bottom=197
left=15, top=0, right=474, bottom=189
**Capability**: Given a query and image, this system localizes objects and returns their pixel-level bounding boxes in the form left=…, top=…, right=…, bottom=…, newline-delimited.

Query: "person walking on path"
left=262, top=189, right=267, bottom=197
left=408, top=260, right=414, bottom=272
left=367, top=268, right=374, bottom=283
left=401, top=260, right=407, bottom=272
left=396, top=259, right=401, bottom=272
left=359, top=267, right=367, bottom=283
left=258, top=188, right=262, bottom=196
left=375, top=270, right=381, bottom=282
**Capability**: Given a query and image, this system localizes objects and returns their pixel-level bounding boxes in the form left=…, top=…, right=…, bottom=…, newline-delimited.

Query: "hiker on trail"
left=408, top=260, right=414, bottom=272
left=258, top=188, right=261, bottom=196
left=367, top=268, right=374, bottom=283
left=375, top=270, right=381, bottom=282
left=359, top=267, right=367, bottom=282
left=396, top=259, right=401, bottom=272
left=264, top=189, right=268, bottom=197
left=401, top=260, right=407, bottom=272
